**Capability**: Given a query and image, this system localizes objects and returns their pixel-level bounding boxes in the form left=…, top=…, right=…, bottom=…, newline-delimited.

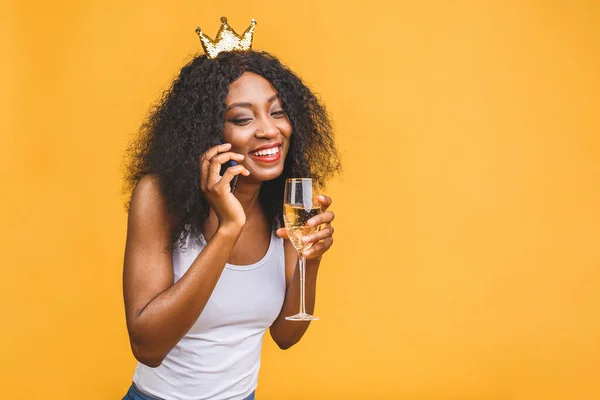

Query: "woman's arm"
left=269, top=195, right=335, bottom=349
left=123, top=175, right=242, bottom=367
left=269, top=242, right=322, bottom=349
left=124, top=143, right=249, bottom=367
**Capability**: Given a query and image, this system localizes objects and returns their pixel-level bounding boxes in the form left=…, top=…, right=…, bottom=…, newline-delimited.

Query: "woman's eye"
left=271, top=110, right=286, bottom=117
left=229, top=118, right=252, bottom=125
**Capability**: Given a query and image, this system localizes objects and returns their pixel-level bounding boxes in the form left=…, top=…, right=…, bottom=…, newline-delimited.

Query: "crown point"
left=195, top=16, right=257, bottom=59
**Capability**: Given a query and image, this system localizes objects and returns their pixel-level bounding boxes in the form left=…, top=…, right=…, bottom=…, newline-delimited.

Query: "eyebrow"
left=225, top=94, right=279, bottom=111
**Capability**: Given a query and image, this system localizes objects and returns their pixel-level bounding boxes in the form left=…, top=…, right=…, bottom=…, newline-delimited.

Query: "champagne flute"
left=283, top=178, right=321, bottom=321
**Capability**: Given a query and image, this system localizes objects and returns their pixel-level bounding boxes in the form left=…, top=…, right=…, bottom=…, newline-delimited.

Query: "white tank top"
left=133, top=231, right=287, bottom=400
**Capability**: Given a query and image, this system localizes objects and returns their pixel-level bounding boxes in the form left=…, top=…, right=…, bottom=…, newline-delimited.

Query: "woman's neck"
left=233, top=179, right=261, bottom=213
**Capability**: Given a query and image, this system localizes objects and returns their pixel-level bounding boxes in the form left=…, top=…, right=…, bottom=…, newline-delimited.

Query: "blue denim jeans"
left=123, top=383, right=256, bottom=400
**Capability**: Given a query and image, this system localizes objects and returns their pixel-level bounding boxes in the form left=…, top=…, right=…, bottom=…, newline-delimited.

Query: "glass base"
left=285, top=313, right=319, bottom=321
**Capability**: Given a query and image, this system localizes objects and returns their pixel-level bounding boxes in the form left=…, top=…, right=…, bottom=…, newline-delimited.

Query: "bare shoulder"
left=129, top=174, right=175, bottom=231
left=126, top=174, right=176, bottom=254
left=130, top=175, right=166, bottom=215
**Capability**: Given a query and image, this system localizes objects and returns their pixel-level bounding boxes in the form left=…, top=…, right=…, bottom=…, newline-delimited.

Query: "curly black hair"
left=123, top=50, right=341, bottom=247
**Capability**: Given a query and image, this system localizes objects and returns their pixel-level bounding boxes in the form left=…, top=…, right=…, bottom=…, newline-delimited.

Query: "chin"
left=250, top=164, right=285, bottom=182
left=257, top=170, right=284, bottom=182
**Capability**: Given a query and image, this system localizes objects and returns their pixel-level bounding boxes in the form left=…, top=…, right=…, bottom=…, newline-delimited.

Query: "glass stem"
left=299, top=254, right=307, bottom=315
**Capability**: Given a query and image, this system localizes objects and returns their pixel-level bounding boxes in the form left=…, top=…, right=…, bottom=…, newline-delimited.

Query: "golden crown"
left=195, top=17, right=257, bottom=59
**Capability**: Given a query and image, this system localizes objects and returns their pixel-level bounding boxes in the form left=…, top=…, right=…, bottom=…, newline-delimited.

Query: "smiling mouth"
left=248, top=145, right=282, bottom=164
left=249, top=145, right=281, bottom=157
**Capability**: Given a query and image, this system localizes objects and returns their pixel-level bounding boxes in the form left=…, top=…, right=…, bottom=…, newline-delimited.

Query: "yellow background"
left=2, top=0, right=599, bottom=399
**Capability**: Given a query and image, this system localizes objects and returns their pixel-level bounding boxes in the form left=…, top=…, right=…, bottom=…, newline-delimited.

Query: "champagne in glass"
left=284, top=204, right=320, bottom=255
left=283, top=178, right=320, bottom=321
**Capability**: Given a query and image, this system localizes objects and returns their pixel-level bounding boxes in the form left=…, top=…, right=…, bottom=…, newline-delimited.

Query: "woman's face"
left=222, top=71, right=292, bottom=183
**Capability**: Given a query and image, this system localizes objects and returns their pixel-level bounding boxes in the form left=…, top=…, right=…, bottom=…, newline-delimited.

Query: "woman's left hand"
left=277, top=195, right=335, bottom=260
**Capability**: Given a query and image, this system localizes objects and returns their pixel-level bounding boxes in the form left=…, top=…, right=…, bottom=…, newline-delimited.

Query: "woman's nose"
left=255, top=115, right=279, bottom=139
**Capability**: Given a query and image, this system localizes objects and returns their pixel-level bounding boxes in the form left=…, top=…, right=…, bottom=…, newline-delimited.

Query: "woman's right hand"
left=199, top=143, right=250, bottom=231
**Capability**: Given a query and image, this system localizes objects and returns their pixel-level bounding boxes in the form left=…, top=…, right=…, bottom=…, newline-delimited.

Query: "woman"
left=121, top=46, right=341, bottom=400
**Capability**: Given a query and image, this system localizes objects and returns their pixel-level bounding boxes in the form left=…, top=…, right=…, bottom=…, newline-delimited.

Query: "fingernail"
left=302, top=236, right=309, bottom=243
left=308, top=220, right=315, bottom=226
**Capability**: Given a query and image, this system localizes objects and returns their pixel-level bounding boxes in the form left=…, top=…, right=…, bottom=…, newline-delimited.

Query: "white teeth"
left=252, top=146, right=279, bottom=156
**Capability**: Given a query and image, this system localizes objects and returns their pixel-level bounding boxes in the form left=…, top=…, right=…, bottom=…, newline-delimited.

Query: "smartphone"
left=218, top=140, right=238, bottom=193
